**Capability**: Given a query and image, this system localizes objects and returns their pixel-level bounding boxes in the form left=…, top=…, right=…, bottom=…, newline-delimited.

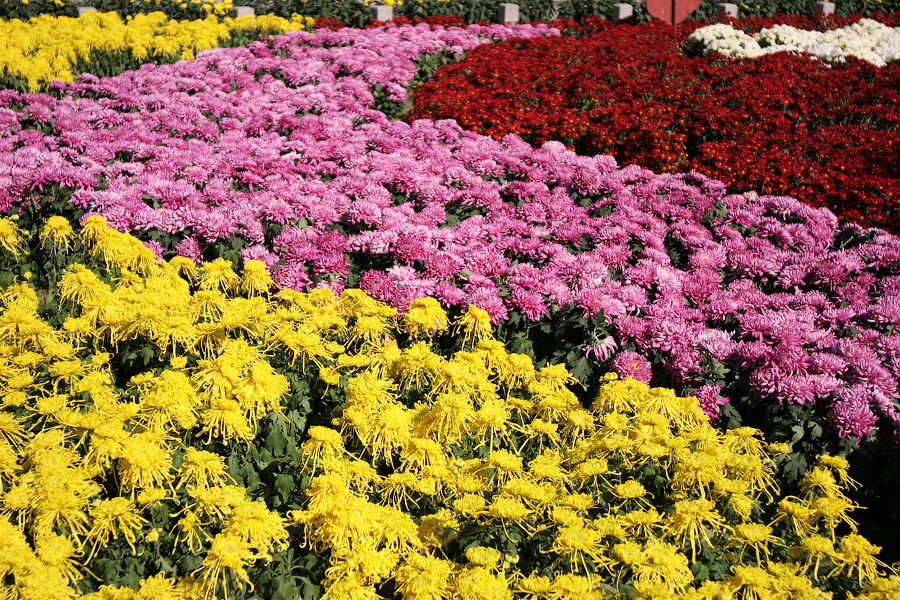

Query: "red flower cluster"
left=312, top=16, right=348, bottom=30
left=409, top=14, right=900, bottom=232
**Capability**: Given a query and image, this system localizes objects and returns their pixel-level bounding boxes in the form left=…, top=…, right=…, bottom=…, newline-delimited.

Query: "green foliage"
left=0, top=0, right=79, bottom=20
left=1, top=0, right=226, bottom=21
left=273, top=0, right=370, bottom=27
left=552, top=0, right=650, bottom=22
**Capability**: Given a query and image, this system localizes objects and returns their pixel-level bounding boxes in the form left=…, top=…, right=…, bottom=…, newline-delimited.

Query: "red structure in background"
left=646, top=0, right=701, bottom=24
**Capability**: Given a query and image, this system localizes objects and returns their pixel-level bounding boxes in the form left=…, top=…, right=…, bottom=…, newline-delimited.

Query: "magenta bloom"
left=174, top=236, right=203, bottom=263
left=829, top=395, right=878, bottom=443
left=584, top=335, right=617, bottom=362
left=611, top=351, right=653, bottom=384
left=693, top=384, right=728, bottom=422
left=142, top=240, right=165, bottom=262
left=510, top=287, right=548, bottom=321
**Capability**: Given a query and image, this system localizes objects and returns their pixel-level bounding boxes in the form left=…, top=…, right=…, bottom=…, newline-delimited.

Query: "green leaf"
left=226, top=453, right=243, bottom=483
left=178, top=554, right=203, bottom=572
left=140, top=344, right=155, bottom=365
left=809, top=422, right=823, bottom=440
left=509, top=335, right=533, bottom=356
left=275, top=473, right=295, bottom=504
left=293, top=402, right=310, bottom=425
left=691, top=562, right=710, bottom=582
left=783, top=452, right=809, bottom=483
left=99, top=558, right=120, bottom=582
left=230, top=236, right=247, bottom=252
left=266, top=426, right=288, bottom=457
left=271, top=577, right=302, bottom=600
left=255, top=447, right=273, bottom=469
left=121, top=559, right=143, bottom=589
left=504, top=536, right=520, bottom=555
left=158, top=557, right=174, bottom=573
left=297, top=576, right=321, bottom=600
left=569, top=355, right=590, bottom=381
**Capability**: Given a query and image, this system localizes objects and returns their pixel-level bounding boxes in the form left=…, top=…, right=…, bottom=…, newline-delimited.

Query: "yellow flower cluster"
left=0, top=217, right=310, bottom=598
left=0, top=216, right=897, bottom=599
left=0, top=9, right=313, bottom=91
left=1, top=0, right=233, bottom=11
left=0, top=216, right=25, bottom=255
left=292, top=336, right=900, bottom=597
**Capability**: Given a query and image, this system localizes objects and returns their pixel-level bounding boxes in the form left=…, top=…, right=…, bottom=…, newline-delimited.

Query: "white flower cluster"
left=687, top=19, right=900, bottom=66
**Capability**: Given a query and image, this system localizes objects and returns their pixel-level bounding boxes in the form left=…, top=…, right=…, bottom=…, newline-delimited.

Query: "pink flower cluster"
left=0, top=21, right=558, bottom=225
left=1, top=22, right=899, bottom=443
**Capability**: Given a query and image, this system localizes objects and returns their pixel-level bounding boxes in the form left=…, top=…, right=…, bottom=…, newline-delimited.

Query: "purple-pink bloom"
left=829, top=388, right=878, bottom=443
left=510, top=287, right=548, bottom=321
left=692, top=384, right=727, bottom=422
left=584, top=336, right=617, bottom=362
left=611, top=351, right=653, bottom=384
left=175, top=235, right=203, bottom=263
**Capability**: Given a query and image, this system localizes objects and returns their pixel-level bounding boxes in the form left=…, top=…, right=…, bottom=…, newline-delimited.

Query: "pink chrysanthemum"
left=829, top=393, right=877, bottom=443
left=175, top=236, right=203, bottom=263
left=693, top=384, right=728, bottom=422
left=611, top=351, right=653, bottom=384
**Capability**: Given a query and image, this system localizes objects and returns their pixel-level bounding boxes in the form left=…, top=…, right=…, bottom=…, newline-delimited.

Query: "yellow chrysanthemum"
left=178, top=448, right=232, bottom=490
left=192, top=532, right=256, bottom=598
left=404, top=297, right=449, bottom=338
left=395, top=553, right=454, bottom=600
left=85, top=497, right=147, bottom=560
left=454, top=566, right=513, bottom=600
left=0, top=217, right=25, bottom=256
left=118, top=430, right=174, bottom=493
left=57, top=264, right=113, bottom=308
left=725, top=523, right=783, bottom=566
left=224, top=498, right=289, bottom=556
left=39, top=216, right=75, bottom=253
left=240, top=260, right=274, bottom=296
left=665, top=498, right=728, bottom=562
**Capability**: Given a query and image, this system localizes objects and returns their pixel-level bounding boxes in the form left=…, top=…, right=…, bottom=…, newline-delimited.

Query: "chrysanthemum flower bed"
left=0, top=9, right=315, bottom=91
left=2, top=10, right=900, bottom=595
left=0, top=16, right=900, bottom=508
left=1, top=218, right=898, bottom=599
left=409, top=13, right=900, bottom=233
left=4, top=20, right=899, bottom=464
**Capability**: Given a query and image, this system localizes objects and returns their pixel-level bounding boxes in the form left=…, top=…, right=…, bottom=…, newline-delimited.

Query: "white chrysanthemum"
left=708, top=36, right=764, bottom=58
left=755, top=24, right=822, bottom=49
left=688, top=19, right=900, bottom=66
left=688, top=24, right=761, bottom=58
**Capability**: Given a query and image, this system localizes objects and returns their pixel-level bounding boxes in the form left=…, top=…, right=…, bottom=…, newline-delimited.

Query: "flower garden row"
left=0, top=9, right=315, bottom=91
left=1, top=10, right=900, bottom=598
left=409, top=13, right=900, bottom=233
left=1, top=217, right=898, bottom=599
